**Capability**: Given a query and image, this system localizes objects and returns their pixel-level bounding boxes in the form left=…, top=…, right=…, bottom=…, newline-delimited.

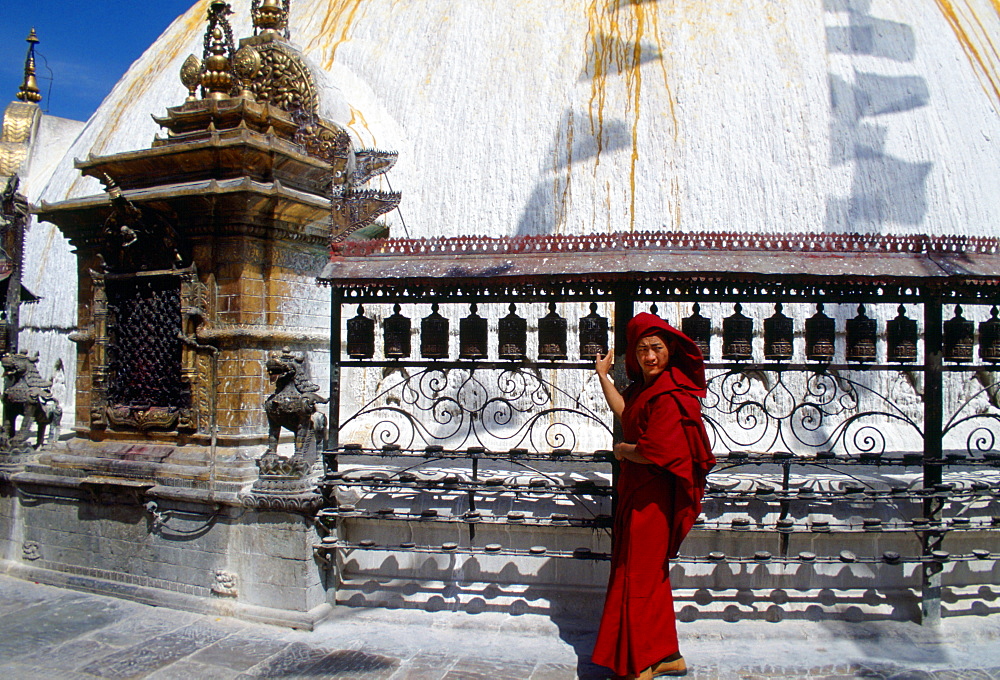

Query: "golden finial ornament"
left=200, top=2, right=236, bottom=100
left=252, top=0, right=289, bottom=36
left=16, top=29, right=42, bottom=103
left=232, top=46, right=262, bottom=100
left=180, top=54, right=202, bottom=102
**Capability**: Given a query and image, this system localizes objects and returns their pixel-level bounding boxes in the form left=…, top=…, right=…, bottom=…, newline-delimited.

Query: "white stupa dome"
left=35, top=0, right=1000, bottom=239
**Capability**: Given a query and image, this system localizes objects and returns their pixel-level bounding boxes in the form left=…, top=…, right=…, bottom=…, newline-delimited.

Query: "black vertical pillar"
left=611, top=286, right=634, bottom=538
left=1, top=179, right=26, bottom=353
left=921, top=291, right=943, bottom=625
left=326, top=287, right=343, bottom=475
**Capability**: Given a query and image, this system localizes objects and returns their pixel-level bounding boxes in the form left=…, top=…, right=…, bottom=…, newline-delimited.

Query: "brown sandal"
left=650, top=655, right=687, bottom=677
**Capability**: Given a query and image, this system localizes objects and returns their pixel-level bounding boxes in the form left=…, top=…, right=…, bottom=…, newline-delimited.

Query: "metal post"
left=610, top=286, right=634, bottom=535
left=326, top=288, right=342, bottom=475
left=921, top=292, right=943, bottom=625
left=2, top=179, right=27, bottom=354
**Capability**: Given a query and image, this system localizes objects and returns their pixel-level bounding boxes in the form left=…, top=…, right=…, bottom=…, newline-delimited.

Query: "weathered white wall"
left=34, top=0, right=1000, bottom=239
left=13, top=113, right=85, bottom=430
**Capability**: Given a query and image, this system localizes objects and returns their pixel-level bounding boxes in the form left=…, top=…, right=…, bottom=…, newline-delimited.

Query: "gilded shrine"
left=8, top=0, right=399, bottom=627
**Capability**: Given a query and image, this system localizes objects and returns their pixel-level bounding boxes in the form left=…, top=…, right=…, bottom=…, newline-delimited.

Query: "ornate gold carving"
left=2, top=102, right=38, bottom=144
left=0, top=101, right=40, bottom=176
left=331, top=187, right=401, bottom=242
left=353, top=149, right=399, bottom=186
left=0, top=146, right=29, bottom=178
left=248, top=41, right=318, bottom=113
left=180, top=54, right=202, bottom=102
left=292, top=112, right=350, bottom=179
left=106, top=405, right=180, bottom=432
left=98, top=175, right=186, bottom=272
left=232, top=45, right=262, bottom=98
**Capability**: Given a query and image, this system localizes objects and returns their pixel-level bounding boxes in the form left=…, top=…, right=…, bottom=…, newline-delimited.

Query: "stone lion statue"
left=261, top=348, right=328, bottom=474
left=1, top=352, right=62, bottom=452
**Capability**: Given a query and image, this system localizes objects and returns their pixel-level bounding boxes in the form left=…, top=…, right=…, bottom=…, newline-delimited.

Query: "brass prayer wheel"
left=887, top=305, right=917, bottom=363
left=459, top=303, right=488, bottom=360
left=578, top=302, right=609, bottom=360
left=980, top=306, right=1000, bottom=363
left=722, top=303, right=753, bottom=361
left=498, top=303, right=527, bottom=360
left=943, top=305, right=974, bottom=363
left=681, top=302, right=711, bottom=360
left=805, top=303, right=835, bottom=361
left=383, top=303, right=411, bottom=359
left=346, top=305, right=375, bottom=359
left=420, top=303, right=449, bottom=359
left=538, top=302, right=567, bottom=360
left=763, top=303, right=793, bottom=361
left=846, top=305, right=877, bottom=362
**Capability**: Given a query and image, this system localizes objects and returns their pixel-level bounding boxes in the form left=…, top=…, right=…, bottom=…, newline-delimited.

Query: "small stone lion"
left=261, top=348, right=327, bottom=474
left=1, top=352, right=62, bottom=451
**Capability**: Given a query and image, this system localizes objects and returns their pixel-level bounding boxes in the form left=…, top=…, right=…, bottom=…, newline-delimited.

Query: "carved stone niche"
left=86, top=266, right=207, bottom=436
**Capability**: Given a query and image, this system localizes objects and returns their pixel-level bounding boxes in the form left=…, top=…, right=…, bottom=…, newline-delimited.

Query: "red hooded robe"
left=592, top=313, right=716, bottom=677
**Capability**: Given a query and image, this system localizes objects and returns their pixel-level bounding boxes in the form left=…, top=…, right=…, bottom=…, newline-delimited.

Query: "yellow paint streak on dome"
left=307, top=0, right=367, bottom=70
left=585, top=0, right=670, bottom=232
left=68, top=1, right=211, bottom=198
left=647, top=7, right=680, bottom=230
left=554, top=109, right=577, bottom=235
left=347, top=105, right=375, bottom=147
left=935, top=0, right=1000, bottom=109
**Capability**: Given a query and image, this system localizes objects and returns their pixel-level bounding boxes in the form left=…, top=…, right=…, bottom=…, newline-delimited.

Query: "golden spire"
left=16, top=29, right=42, bottom=104
left=252, top=0, right=289, bottom=37
left=201, top=2, right=236, bottom=100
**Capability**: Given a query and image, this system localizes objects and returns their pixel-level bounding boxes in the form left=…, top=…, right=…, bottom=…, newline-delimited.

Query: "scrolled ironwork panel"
left=339, top=365, right=612, bottom=454
left=701, top=365, right=924, bottom=458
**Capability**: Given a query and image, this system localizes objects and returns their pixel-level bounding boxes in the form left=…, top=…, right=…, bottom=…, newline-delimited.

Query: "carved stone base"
left=0, top=451, right=34, bottom=479
left=241, top=474, right=323, bottom=513
left=33, top=438, right=260, bottom=493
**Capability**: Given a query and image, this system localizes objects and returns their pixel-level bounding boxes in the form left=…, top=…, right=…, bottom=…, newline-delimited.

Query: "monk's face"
left=635, top=334, right=670, bottom=383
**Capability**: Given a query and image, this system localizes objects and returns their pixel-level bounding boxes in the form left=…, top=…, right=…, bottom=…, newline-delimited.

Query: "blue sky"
left=0, top=1, right=196, bottom=122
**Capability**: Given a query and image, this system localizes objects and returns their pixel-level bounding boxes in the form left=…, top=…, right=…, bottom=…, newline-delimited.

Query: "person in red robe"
left=591, top=312, right=716, bottom=679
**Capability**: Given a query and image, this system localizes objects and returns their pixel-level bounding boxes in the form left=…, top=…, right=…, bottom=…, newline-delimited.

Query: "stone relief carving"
left=21, top=541, right=40, bottom=561
left=211, top=569, right=238, bottom=597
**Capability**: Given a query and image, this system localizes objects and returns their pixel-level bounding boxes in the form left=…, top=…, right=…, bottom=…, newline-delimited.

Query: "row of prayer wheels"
left=348, top=302, right=610, bottom=360
left=345, top=301, right=1000, bottom=363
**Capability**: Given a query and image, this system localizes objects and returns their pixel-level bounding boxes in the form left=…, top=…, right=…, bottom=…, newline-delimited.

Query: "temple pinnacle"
left=16, top=29, right=42, bottom=104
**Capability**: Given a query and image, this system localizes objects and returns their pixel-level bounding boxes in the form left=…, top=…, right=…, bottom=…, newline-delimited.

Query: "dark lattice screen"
left=106, top=276, right=188, bottom=408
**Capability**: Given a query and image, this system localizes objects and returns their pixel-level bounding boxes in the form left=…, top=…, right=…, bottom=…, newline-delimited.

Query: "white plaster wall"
left=33, top=0, right=1000, bottom=238
left=14, top=113, right=85, bottom=430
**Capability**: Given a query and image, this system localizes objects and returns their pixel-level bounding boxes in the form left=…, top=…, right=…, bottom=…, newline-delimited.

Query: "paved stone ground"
left=1, top=575, right=999, bottom=679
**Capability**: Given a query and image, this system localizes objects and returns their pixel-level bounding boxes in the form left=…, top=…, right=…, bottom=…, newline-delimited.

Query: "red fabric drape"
left=592, top=314, right=716, bottom=677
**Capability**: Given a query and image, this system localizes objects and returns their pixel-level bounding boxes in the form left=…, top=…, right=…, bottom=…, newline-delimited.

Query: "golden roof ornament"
left=232, top=45, right=262, bottom=100
left=252, top=0, right=290, bottom=39
left=16, top=29, right=42, bottom=104
left=200, top=1, right=237, bottom=100
left=179, top=55, right=201, bottom=102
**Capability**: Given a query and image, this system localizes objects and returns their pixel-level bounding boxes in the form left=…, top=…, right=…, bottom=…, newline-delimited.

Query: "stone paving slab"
left=1, top=574, right=1000, bottom=679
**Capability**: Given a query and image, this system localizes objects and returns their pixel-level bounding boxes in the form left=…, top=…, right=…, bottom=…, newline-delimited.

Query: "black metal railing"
left=315, top=277, right=1000, bottom=622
